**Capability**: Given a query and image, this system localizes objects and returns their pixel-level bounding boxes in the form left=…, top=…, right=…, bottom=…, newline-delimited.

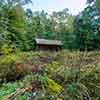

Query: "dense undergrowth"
left=0, top=51, right=100, bottom=100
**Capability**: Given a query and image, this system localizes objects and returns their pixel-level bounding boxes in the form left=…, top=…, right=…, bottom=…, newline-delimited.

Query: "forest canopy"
left=0, top=0, right=100, bottom=52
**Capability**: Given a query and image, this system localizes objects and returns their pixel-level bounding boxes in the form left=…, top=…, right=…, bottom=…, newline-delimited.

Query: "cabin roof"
left=35, top=38, right=62, bottom=46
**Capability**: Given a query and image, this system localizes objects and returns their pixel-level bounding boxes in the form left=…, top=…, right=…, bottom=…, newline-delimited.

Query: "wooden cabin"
left=35, top=38, right=63, bottom=51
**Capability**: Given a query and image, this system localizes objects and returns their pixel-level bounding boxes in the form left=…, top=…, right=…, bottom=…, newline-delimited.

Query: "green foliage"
left=37, top=75, right=63, bottom=96
left=0, top=0, right=34, bottom=52
left=0, top=82, right=24, bottom=97
left=74, top=1, right=100, bottom=51
left=0, top=43, right=13, bottom=55
left=0, top=0, right=100, bottom=51
left=0, top=53, right=31, bottom=82
left=0, top=51, right=100, bottom=99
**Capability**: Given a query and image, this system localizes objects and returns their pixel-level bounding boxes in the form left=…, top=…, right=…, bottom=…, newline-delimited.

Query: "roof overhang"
left=35, top=38, right=63, bottom=46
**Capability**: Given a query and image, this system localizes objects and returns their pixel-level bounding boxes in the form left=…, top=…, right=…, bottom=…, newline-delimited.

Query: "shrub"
left=0, top=51, right=100, bottom=100
left=0, top=54, right=30, bottom=82
left=0, top=43, right=14, bottom=55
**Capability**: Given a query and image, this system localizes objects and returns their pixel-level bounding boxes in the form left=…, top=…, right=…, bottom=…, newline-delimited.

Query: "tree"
left=0, top=0, right=32, bottom=51
left=74, top=1, right=100, bottom=50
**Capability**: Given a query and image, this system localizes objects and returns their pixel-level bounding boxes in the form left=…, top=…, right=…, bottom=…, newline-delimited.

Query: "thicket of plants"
left=0, top=51, right=100, bottom=100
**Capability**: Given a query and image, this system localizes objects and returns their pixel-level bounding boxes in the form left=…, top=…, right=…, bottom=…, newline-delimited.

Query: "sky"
left=26, top=0, right=87, bottom=15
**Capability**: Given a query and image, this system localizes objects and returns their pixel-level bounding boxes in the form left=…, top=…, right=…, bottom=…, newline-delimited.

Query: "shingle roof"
left=35, top=38, right=62, bottom=46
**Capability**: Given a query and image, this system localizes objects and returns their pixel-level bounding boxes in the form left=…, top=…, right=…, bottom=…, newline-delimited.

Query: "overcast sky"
left=26, top=0, right=87, bottom=15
